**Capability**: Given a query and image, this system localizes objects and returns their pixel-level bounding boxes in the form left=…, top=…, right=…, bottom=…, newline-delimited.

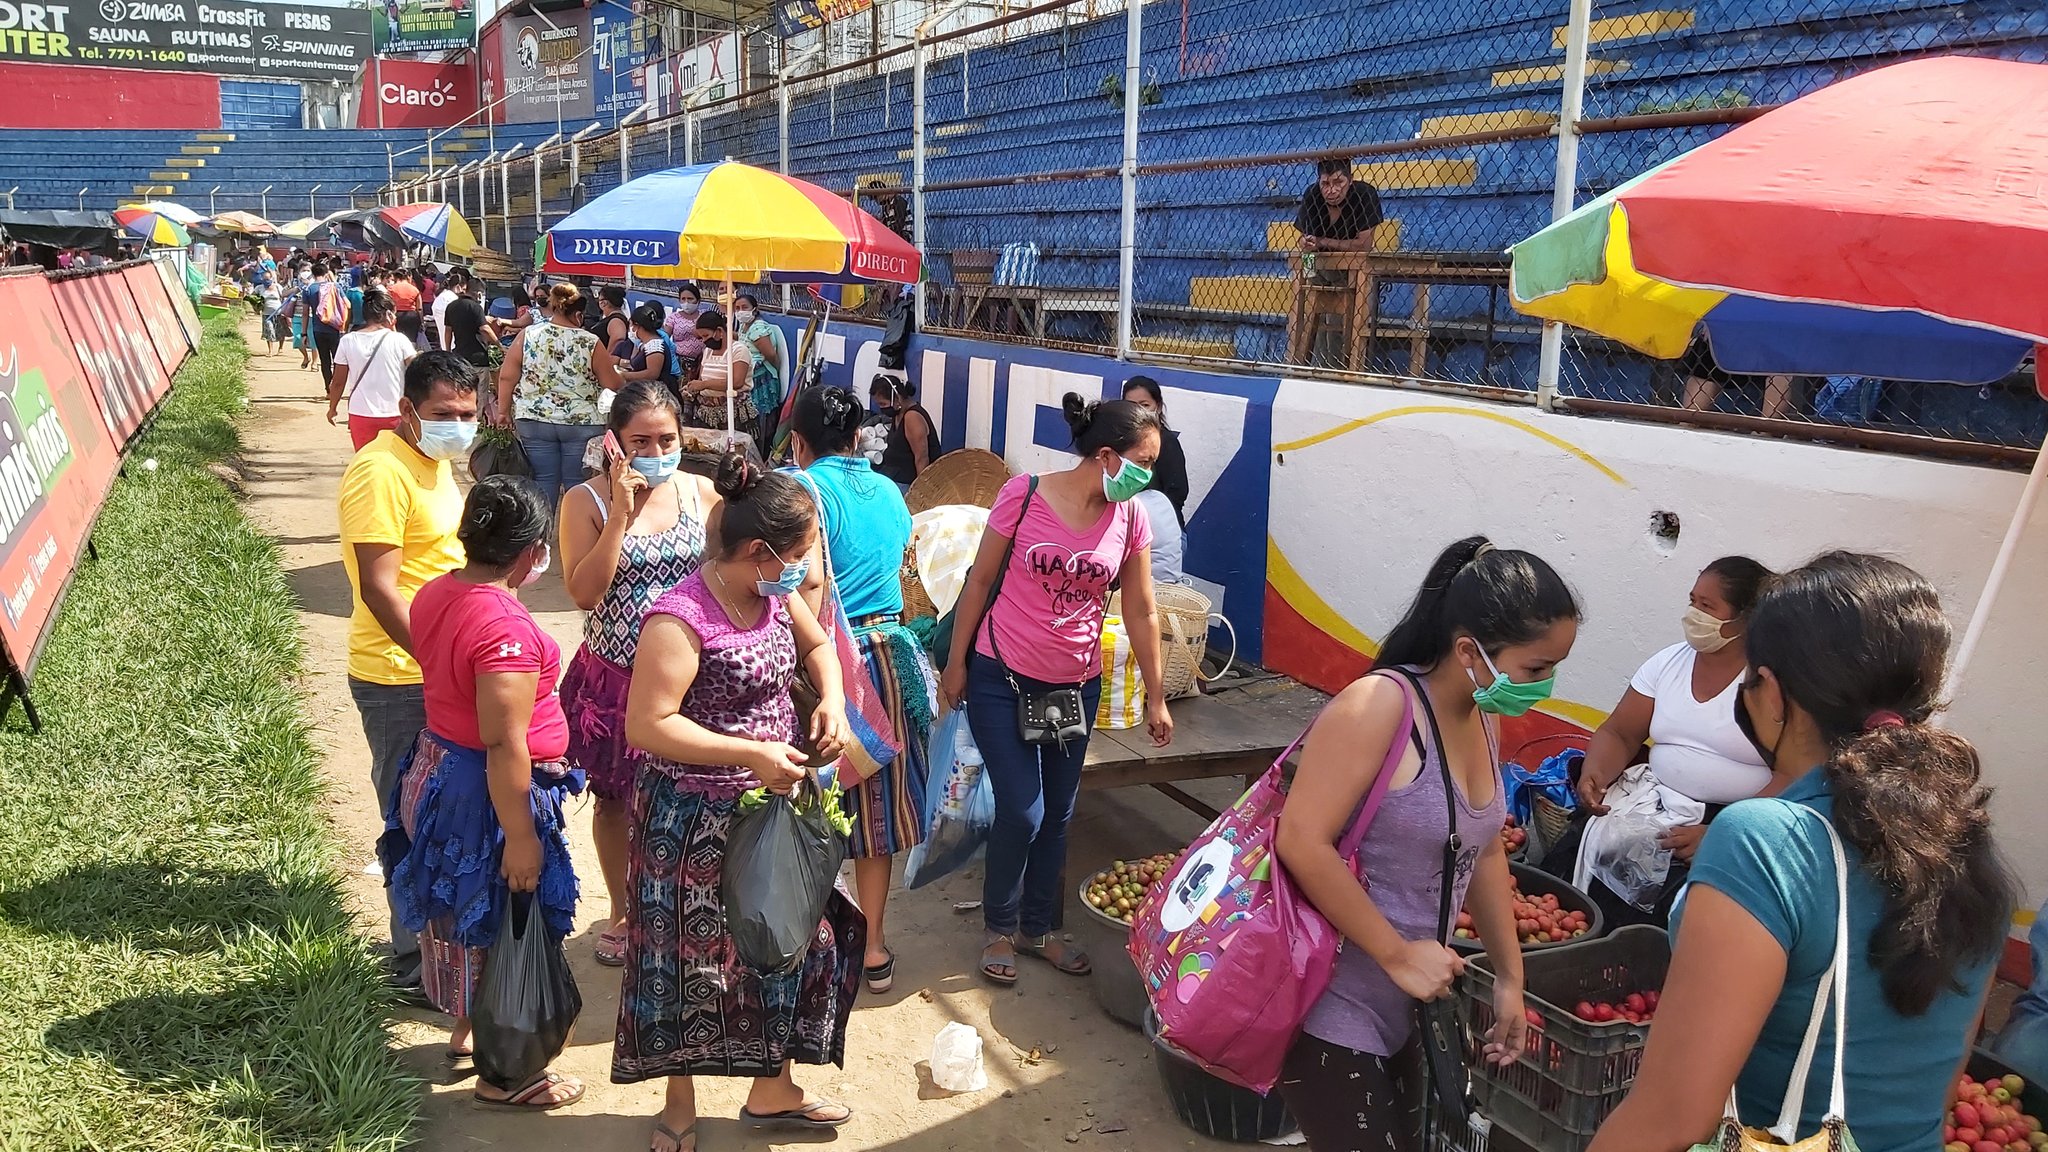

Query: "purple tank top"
left=1301, top=670, right=1508, bottom=1055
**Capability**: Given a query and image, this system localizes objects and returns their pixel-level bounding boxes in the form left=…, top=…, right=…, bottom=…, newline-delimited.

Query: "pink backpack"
left=1128, top=673, right=1413, bottom=1093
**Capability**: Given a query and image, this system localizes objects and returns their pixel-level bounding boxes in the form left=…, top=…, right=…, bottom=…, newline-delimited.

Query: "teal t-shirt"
left=745, top=318, right=787, bottom=418
left=1677, top=769, right=1993, bottom=1152
left=798, top=455, right=912, bottom=619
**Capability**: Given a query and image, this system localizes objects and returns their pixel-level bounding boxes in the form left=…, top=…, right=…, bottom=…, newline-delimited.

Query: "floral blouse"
left=514, top=321, right=603, bottom=425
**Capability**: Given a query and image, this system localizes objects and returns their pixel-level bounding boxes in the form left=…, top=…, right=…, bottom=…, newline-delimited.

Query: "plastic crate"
left=1461, top=925, right=1671, bottom=1152
left=1451, top=862, right=1607, bottom=955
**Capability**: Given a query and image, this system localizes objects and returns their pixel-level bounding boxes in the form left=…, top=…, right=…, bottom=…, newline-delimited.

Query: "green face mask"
left=1468, top=646, right=1554, bottom=717
left=1101, top=453, right=1153, bottom=503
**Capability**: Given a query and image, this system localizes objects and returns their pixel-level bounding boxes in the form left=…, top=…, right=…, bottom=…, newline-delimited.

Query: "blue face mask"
left=630, top=450, right=681, bottom=483
left=410, top=414, right=476, bottom=462
left=754, top=543, right=810, bottom=599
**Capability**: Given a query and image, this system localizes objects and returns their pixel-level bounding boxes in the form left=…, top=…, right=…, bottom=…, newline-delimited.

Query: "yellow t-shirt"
left=338, top=430, right=466, bottom=684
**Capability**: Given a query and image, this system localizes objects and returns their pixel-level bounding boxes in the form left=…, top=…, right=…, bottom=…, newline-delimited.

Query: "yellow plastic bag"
left=1095, top=616, right=1145, bottom=730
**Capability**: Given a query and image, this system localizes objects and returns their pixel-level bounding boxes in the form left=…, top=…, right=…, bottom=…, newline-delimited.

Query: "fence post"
left=1536, top=0, right=1592, bottom=412
left=912, top=33, right=928, bottom=331
left=1116, top=0, right=1141, bottom=359
left=534, top=150, right=544, bottom=234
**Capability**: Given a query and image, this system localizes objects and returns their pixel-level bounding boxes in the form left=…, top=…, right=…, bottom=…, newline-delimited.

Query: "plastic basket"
left=1461, top=925, right=1671, bottom=1152
left=1450, top=862, right=1606, bottom=955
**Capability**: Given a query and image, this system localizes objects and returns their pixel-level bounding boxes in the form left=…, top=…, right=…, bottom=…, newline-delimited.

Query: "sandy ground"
left=229, top=316, right=1256, bottom=1152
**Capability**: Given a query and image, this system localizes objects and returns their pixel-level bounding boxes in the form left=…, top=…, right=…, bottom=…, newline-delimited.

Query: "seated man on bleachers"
left=1295, top=157, right=1383, bottom=285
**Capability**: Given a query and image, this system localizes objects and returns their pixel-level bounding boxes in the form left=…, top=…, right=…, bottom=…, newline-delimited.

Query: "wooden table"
left=946, top=283, right=1120, bottom=342
left=1082, top=675, right=1327, bottom=819
left=1285, top=251, right=1511, bottom=378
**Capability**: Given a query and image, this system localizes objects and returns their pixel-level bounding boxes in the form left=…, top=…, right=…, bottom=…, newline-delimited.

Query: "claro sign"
left=357, top=55, right=476, bottom=128
left=0, top=0, right=368, bottom=79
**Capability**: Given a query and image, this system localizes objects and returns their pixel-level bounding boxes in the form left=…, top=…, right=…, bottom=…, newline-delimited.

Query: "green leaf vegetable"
left=737, top=777, right=856, bottom=838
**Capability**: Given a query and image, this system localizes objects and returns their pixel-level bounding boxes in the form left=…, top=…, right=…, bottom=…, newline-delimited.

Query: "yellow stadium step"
left=1553, top=8, right=1694, bottom=47
left=1133, top=335, right=1236, bottom=360
left=1354, top=158, right=1477, bottom=189
left=148, top=171, right=191, bottom=181
left=132, top=184, right=176, bottom=196
left=1267, top=218, right=1402, bottom=252
left=932, top=121, right=981, bottom=139
left=180, top=144, right=221, bottom=155
left=440, top=141, right=475, bottom=153
left=895, top=146, right=947, bottom=160
left=857, top=171, right=906, bottom=191
left=164, top=157, right=206, bottom=168
left=193, top=131, right=236, bottom=142
left=1419, top=110, right=1557, bottom=137
left=460, top=127, right=493, bottom=138
left=1190, top=276, right=1292, bottom=315
left=1493, top=58, right=1629, bottom=87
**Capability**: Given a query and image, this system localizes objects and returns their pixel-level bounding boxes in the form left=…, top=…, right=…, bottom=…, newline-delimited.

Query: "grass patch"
left=0, top=316, right=416, bottom=1151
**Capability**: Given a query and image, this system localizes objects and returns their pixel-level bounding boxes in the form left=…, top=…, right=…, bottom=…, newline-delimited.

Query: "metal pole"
left=1536, top=0, right=1592, bottom=412
left=5, top=187, right=15, bottom=210
left=534, top=150, right=544, bottom=233
left=386, top=143, right=395, bottom=203
left=375, top=55, right=386, bottom=128
left=1116, top=0, right=1140, bottom=359
left=684, top=111, right=695, bottom=165
left=77, top=186, right=87, bottom=210
left=309, top=183, right=322, bottom=217
left=912, top=34, right=928, bottom=331
left=260, top=185, right=271, bottom=219
left=210, top=185, right=220, bottom=214
left=619, top=119, right=634, bottom=291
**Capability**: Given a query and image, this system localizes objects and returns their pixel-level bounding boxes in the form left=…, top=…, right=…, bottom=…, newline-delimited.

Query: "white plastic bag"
left=1574, top=765, right=1706, bottom=910
left=930, top=1022, right=988, bottom=1092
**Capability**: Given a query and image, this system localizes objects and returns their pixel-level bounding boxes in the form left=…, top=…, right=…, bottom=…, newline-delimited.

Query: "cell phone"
left=602, top=430, right=625, bottom=464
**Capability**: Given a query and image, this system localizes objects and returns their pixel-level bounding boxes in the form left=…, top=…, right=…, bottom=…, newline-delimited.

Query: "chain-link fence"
left=388, top=0, right=2048, bottom=457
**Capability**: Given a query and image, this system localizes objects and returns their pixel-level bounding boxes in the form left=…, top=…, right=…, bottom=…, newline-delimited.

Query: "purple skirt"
left=561, top=646, right=637, bottom=803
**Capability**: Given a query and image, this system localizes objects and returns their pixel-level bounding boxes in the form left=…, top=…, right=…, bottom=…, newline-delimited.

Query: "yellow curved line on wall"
left=1272, top=404, right=1631, bottom=488
left=1268, top=536, right=1611, bottom=731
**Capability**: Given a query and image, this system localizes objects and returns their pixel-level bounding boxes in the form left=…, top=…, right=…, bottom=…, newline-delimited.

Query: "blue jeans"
left=347, top=676, right=427, bottom=981
left=516, top=419, right=599, bottom=509
left=966, top=653, right=1102, bottom=939
left=1995, top=902, right=2048, bottom=1082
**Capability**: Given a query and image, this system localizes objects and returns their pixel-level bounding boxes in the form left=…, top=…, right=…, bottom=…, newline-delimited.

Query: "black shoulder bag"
left=982, top=479, right=1093, bottom=749
left=1394, top=668, right=1480, bottom=1125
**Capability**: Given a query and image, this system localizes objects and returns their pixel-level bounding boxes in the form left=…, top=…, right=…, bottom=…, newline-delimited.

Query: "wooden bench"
left=1082, top=675, right=1327, bottom=819
left=939, top=248, right=1120, bottom=343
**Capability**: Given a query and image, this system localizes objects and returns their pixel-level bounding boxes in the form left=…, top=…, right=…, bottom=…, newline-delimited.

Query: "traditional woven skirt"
left=611, top=768, right=865, bottom=1083
left=841, top=613, right=935, bottom=859
left=559, top=646, right=637, bottom=803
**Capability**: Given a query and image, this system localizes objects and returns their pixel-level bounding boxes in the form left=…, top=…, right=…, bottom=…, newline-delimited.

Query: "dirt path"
left=228, top=316, right=1256, bottom=1152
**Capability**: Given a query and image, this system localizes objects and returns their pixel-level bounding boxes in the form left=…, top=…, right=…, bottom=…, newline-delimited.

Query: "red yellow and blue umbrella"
left=538, top=161, right=920, bottom=284
left=377, top=202, right=476, bottom=257
left=1510, top=56, right=2048, bottom=387
left=113, top=205, right=191, bottom=247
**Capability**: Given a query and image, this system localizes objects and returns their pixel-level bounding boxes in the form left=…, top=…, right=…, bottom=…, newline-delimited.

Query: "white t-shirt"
left=1135, top=490, right=1185, bottom=587
left=1629, top=642, right=1771, bottom=804
left=432, top=288, right=458, bottom=350
left=335, top=326, right=417, bottom=419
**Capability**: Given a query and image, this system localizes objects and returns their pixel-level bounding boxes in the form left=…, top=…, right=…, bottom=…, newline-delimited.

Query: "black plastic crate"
left=1451, top=862, right=1607, bottom=955
left=1461, top=925, right=1671, bottom=1152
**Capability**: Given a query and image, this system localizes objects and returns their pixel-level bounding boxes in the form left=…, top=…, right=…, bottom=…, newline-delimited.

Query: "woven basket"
left=900, top=540, right=936, bottom=620
left=905, top=448, right=1010, bottom=514
left=1532, top=794, right=1575, bottom=850
left=1154, top=584, right=1236, bottom=699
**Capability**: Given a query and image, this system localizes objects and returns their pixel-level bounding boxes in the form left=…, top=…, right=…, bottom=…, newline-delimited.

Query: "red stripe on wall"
left=0, top=62, right=221, bottom=129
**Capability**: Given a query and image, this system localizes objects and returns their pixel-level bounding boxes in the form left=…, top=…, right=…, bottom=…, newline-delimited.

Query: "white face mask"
left=518, top=544, right=551, bottom=588
left=1681, top=606, right=1735, bottom=653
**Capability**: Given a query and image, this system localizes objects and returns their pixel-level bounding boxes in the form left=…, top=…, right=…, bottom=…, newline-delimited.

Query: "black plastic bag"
left=878, top=292, right=914, bottom=370
left=468, top=431, right=532, bottom=483
left=472, top=893, right=583, bottom=1091
left=723, top=781, right=846, bottom=973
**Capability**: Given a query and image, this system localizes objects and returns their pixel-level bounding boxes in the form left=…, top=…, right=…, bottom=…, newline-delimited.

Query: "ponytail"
left=1376, top=535, right=1580, bottom=668
left=1746, top=551, right=2016, bottom=1017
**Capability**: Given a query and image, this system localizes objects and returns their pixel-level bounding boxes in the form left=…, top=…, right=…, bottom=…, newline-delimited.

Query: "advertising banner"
left=500, top=9, right=591, bottom=123
left=0, top=273, right=123, bottom=678
left=477, top=16, right=502, bottom=123
left=123, top=263, right=192, bottom=378
left=370, top=0, right=474, bottom=55
left=357, top=55, right=477, bottom=128
left=152, top=255, right=204, bottom=348
left=0, top=0, right=371, bottom=81
left=589, top=0, right=646, bottom=119
left=775, top=0, right=873, bottom=39
left=643, top=30, right=736, bottom=116
left=50, top=272, right=172, bottom=445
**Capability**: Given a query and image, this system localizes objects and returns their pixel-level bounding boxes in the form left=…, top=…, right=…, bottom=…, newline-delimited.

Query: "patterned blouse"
left=514, top=321, right=603, bottom=425
left=580, top=476, right=707, bottom=665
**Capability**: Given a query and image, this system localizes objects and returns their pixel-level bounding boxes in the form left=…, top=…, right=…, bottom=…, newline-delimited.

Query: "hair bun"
left=714, top=451, right=759, bottom=500
left=820, top=387, right=860, bottom=431
left=1061, top=392, right=1095, bottom=440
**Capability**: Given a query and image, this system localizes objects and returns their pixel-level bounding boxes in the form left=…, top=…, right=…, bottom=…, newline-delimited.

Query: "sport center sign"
left=0, top=0, right=369, bottom=81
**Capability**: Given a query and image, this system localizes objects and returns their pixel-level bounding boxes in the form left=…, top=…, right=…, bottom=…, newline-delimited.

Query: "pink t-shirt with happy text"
left=975, top=473, right=1152, bottom=684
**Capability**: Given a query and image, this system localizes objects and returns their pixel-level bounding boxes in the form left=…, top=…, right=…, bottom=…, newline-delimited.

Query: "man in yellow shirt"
left=338, top=349, right=478, bottom=993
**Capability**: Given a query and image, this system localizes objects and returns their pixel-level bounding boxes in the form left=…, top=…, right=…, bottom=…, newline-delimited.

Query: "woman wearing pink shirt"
left=938, top=394, right=1175, bottom=985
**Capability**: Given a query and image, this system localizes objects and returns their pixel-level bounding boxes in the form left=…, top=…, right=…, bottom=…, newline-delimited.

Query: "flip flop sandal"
left=980, top=938, right=1019, bottom=985
left=595, top=926, right=628, bottom=968
left=740, top=1100, right=852, bottom=1130
left=445, top=1047, right=474, bottom=1075
left=474, top=1070, right=585, bottom=1110
left=1016, top=933, right=1091, bottom=976
left=650, top=1120, right=697, bottom=1152
left=864, top=949, right=896, bottom=994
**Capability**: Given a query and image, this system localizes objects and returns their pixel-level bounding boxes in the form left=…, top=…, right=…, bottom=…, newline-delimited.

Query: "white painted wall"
left=1268, top=377, right=2048, bottom=904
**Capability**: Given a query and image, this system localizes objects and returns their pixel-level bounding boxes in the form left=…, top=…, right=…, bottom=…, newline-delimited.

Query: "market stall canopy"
left=1509, top=56, right=2048, bottom=386
left=318, top=208, right=406, bottom=251
left=278, top=216, right=326, bottom=240
left=124, top=200, right=204, bottom=227
left=539, top=161, right=921, bottom=284
left=378, top=203, right=475, bottom=257
left=113, top=205, right=190, bottom=247
left=0, top=209, right=119, bottom=254
left=210, top=211, right=276, bottom=236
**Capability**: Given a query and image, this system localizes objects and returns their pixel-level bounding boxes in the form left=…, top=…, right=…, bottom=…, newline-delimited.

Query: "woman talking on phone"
left=557, top=381, right=719, bottom=967
left=1274, top=537, right=1578, bottom=1151
left=939, top=394, right=1173, bottom=986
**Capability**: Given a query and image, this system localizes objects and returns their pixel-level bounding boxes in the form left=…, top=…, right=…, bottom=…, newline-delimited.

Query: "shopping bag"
left=1095, top=616, right=1145, bottom=730
left=903, top=708, right=993, bottom=889
left=1129, top=672, right=1415, bottom=1093
left=471, top=892, right=583, bottom=1092
left=468, top=430, right=532, bottom=483
left=723, top=778, right=847, bottom=973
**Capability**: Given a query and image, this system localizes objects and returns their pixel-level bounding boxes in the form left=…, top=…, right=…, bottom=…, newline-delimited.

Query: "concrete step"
left=1132, top=335, right=1235, bottom=360
left=1190, top=275, right=1291, bottom=315
left=1266, top=218, right=1401, bottom=252
left=180, top=144, right=222, bottom=155
left=132, top=183, right=177, bottom=196
left=1418, top=110, right=1556, bottom=138
left=1554, top=8, right=1695, bottom=48
left=164, top=157, right=207, bottom=168
left=193, top=132, right=237, bottom=142
left=460, top=127, right=492, bottom=139
left=1493, top=58, right=1629, bottom=88
left=148, top=171, right=191, bottom=181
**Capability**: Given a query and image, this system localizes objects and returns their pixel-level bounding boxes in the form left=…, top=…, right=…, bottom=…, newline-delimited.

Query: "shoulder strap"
left=1768, top=803, right=1852, bottom=1141
left=1391, top=667, right=1462, bottom=942
left=978, top=475, right=1039, bottom=669
left=1331, top=670, right=1419, bottom=860
left=578, top=481, right=608, bottom=526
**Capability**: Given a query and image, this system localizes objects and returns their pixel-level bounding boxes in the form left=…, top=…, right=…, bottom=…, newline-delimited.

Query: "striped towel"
left=911, top=504, right=990, bottom=618
left=995, top=242, right=1040, bottom=287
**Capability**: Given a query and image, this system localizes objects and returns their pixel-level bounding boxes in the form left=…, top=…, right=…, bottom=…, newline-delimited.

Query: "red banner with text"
left=122, top=263, right=193, bottom=380
left=50, top=270, right=174, bottom=446
left=0, top=273, right=124, bottom=677
left=358, top=57, right=480, bottom=129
